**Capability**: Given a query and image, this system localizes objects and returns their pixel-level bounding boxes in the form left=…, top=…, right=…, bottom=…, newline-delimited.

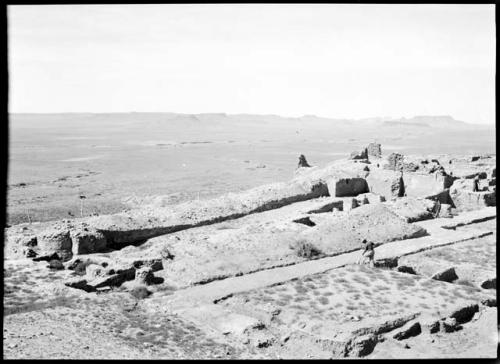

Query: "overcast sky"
left=8, top=4, right=496, bottom=124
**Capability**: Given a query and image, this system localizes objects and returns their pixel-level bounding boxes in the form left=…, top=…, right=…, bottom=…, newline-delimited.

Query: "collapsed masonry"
left=5, top=145, right=496, bottom=269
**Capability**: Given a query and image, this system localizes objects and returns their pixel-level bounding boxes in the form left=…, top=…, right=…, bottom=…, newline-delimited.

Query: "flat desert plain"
left=7, top=113, right=495, bottom=225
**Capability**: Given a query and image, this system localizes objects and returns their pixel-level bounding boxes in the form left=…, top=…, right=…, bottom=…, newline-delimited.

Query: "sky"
left=7, top=4, right=496, bottom=124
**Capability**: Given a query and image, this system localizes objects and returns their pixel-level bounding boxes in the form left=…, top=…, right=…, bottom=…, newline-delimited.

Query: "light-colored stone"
left=70, top=229, right=107, bottom=255
left=135, top=267, right=154, bottom=285
left=37, top=229, right=72, bottom=261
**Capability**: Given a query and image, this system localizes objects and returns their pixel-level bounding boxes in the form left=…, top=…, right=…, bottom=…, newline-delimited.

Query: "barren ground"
left=7, top=113, right=495, bottom=224
left=4, top=113, right=497, bottom=359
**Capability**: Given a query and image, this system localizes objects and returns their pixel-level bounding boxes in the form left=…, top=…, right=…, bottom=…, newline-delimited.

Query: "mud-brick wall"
left=329, top=178, right=369, bottom=197
left=366, top=169, right=448, bottom=199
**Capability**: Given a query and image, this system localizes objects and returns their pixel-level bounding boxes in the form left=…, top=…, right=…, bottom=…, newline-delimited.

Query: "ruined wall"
left=385, top=153, right=405, bottom=171
left=330, top=178, right=369, bottom=197
left=366, top=169, right=449, bottom=199
left=350, top=148, right=368, bottom=160
left=404, top=173, right=449, bottom=198
left=449, top=179, right=496, bottom=211
left=367, top=143, right=382, bottom=158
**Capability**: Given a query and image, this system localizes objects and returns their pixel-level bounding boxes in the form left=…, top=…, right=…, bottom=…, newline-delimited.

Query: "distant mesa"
left=382, top=115, right=469, bottom=128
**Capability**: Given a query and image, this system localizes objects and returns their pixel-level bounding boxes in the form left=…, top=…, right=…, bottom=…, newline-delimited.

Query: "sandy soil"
left=104, top=201, right=425, bottom=288
left=3, top=260, right=241, bottom=359
left=3, top=208, right=497, bottom=359
left=216, top=263, right=495, bottom=358
left=4, top=116, right=497, bottom=359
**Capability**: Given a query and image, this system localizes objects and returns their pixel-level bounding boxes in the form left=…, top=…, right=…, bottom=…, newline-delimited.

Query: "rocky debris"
left=431, top=267, right=458, bottom=283
left=419, top=316, right=441, bottom=334
left=436, top=203, right=453, bottom=218
left=37, top=229, right=73, bottom=261
left=481, top=298, right=496, bottom=307
left=119, top=258, right=164, bottom=272
left=392, top=322, right=421, bottom=340
left=441, top=318, right=461, bottom=333
left=403, top=162, right=420, bottom=173
left=449, top=304, right=479, bottom=325
left=292, top=217, right=316, bottom=227
left=397, top=266, right=417, bottom=275
left=345, top=334, right=379, bottom=357
left=347, top=192, right=387, bottom=209
left=160, top=247, right=175, bottom=261
left=70, top=228, right=107, bottom=255
left=447, top=157, right=496, bottom=180
left=426, top=189, right=454, bottom=206
left=250, top=331, right=276, bottom=349
left=449, top=179, right=496, bottom=211
left=5, top=154, right=495, bottom=266
left=367, top=143, right=382, bottom=158
left=64, top=277, right=94, bottom=292
left=85, top=264, right=106, bottom=280
left=129, top=285, right=152, bottom=299
left=64, top=256, right=165, bottom=293
left=66, top=256, right=111, bottom=275
left=19, top=235, right=37, bottom=247
left=385, top=153, right=405, bottom=171
left=48, top=259, right=64, bottom=270
left=374, top=257, right=398, bottom=269
left=298, top=203, right=427, bottom=263
left=87, top=273, right=129, bottom=290
left=307, top=200, right=344, bottom=213
left=384, top=197, right=435, bottom=222
left=24, top=248, right=37, bottom=258
left=64, top=264, right=135, bottom=292
left=96, top=286, right=112, bottom=294
left=33, top=252, right=61, bottom=262
left=5, top=176, right=333, bottom=258
left=298, top=154, right=312, bottom=168
left=350, top=148, right=368, bottom=160
left=480, top=278, right=496, bottom=290
left=390, top=176, right=405, bottom=198
left=135, top=267, right=155, bottom=285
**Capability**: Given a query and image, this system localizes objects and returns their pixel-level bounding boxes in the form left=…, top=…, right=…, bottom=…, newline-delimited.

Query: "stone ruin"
left=3, top=141, right=497, bottom=359
left=297, top=154, right=312, bottom=168
left=7, top=145, right=495, bottom=267
left=350, top=148, right=368, bottom=160
left=332, top=178, right=370, bottom=197
left=367, top=142, right=382, bottom=158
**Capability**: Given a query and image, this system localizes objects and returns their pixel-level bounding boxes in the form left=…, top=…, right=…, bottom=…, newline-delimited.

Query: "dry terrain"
left=7, top=113, right=495, bottom=224
left=4, top=113, right=497, bottom=359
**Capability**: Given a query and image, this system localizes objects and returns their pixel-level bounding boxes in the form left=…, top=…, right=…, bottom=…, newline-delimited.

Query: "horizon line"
left=8, top=111, right=496, bottom=126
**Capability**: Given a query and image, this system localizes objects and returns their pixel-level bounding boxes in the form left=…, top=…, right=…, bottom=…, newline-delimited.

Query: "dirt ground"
left=4, top=115, right=497, bottom=359
left=3, top=260, right=242, bottom=359
left=3, top=212, right=497, bottom=359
